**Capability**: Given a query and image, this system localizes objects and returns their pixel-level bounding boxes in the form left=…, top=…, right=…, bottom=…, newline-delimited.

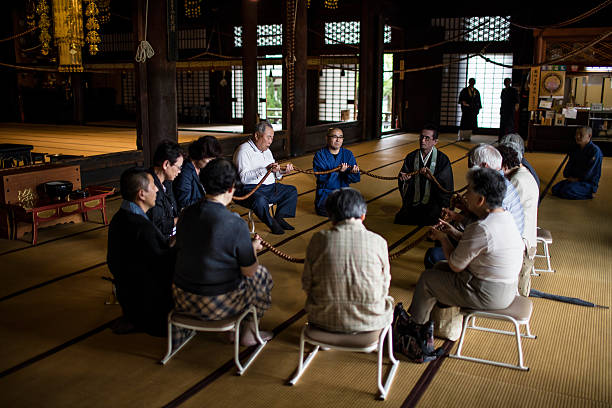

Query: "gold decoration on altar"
left=324, top=0, right=338, bottom=9
left=184, top=0, right=202, bottom=18
left=17, top=188, right=38, bottom=210
left=26, top=0, right=37, bottom=28
left=36, top=0, right=52, bottom=56
left=84, top=0, right=101, bottom=55
left=97, top=0, right=111, bottom=25
left=53, top=0, right=84, bottom=71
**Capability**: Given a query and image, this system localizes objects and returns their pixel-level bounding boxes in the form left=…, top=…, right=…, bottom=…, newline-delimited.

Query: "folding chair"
left=160, top=305, right=268, bottom=375
left=289, top=323, right=399, bottom=400
left=449, top=296, right=536, bottom=371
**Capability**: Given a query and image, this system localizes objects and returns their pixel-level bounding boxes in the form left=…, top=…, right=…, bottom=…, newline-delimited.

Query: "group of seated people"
left=107, top=121, right=602, bottom=359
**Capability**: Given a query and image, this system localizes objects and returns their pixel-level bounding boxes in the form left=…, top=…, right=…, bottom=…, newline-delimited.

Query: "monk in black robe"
left=458, top=78, right=482, bottom=141
left=395, top=125, right=454, bottom=226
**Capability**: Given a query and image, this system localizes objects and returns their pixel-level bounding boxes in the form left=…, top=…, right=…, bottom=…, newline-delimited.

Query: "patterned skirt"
left=171, top=265, right=273, bottom=347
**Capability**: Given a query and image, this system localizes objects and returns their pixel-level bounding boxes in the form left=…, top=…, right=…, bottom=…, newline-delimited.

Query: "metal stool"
left=449, top=296, right=536, bottom=371
left=289, top=323, right=399, bottom=400
left=533, top=227, right=554, bottom=274
left=160, top=306, right=268, bottom=375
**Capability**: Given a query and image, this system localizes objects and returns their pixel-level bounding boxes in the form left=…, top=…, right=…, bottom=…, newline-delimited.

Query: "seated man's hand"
left=252, top=233, right=263, bottom=252
left=435, top=218, right=461, bottom=241
left=428, top=226, right=446, bottom=241
left=283, top=163, right=294, bottom=173
left=351, top=164, right=360, bottom=173
left=266, top=162, right=281, bottom=173
left=441, top=207, right=463, bottom=223
left=399, top=171, right=412, bottom=181
left=340, top=163, right=349, bottom=172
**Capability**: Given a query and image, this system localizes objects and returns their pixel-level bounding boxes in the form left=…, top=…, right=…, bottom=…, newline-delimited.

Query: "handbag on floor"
left=392, top=302, right=445, bottom=363
left=431, top=304, right=462, bottom=341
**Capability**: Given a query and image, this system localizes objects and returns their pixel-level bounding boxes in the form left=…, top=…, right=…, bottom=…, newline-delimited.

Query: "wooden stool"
left=160, top=306, right=268, bottom=375
left=289, top=323, right=399, bottom=400
left=449, top=296, right=536, bottom=370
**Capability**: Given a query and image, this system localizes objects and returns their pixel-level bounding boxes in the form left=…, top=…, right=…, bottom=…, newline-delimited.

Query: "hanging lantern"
left=52, top=0, right=84, bottom=71
left=84, top=0, right=101, bottom=55
left=36, top=0, right=52, bottom=56
left=323, top=0, right=338, bottom=9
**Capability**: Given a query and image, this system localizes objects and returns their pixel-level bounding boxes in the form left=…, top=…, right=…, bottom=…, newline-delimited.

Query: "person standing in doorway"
left=458, top=78, right=482, bottom=141
left=499, top=78, right=519, bottom=140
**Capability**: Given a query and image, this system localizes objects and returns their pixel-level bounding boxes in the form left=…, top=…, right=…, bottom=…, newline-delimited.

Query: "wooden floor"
left=0, top=132, right=610, bottom=408
left=0, top=122, right=251, bottom=157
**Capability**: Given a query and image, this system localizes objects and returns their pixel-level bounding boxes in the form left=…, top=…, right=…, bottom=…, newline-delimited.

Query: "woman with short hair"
left=173, top=135, right=222, bottom=212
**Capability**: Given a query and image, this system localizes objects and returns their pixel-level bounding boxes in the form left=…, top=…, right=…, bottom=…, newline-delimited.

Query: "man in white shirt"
left=233, top=121, right=298, bottom=235
left=498, top=144, right=539, bottom=296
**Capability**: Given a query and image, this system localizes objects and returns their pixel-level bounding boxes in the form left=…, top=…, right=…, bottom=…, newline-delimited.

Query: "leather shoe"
left=268, top=219, right=285, bottom=235
left=275, top=217, right=295, bottom=230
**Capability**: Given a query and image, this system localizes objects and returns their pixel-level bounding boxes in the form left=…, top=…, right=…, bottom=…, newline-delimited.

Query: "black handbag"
left=392, top=302, right=445, bottom=363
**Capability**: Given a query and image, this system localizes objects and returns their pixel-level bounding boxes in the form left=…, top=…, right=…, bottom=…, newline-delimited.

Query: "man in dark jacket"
left=107, top=167, right=176, bottom=336
left=147, top=141, right=184, bottom=238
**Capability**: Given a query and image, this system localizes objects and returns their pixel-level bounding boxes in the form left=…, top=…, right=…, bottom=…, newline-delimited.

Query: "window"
left=324, top=22, right=392, bottom=45
left=439, top=53, right=513, bottom=128
left=231, top=64, right=283, bottom=122
left=121, top=71, right=136, bottom=113
left=177, top=71, right=210, bottom=121
left=431, top=16, right=510, bottom=42
left=382, top=54, right=394, bottom=131
left=319, top=64, right=358, bottom=122
left=231, top=66, right=244, bottom=119
left=234, top=24, right=283, bottom=47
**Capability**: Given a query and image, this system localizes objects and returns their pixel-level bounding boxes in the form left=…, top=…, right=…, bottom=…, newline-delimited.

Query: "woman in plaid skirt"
left=173, top=158, right=274, bottom=347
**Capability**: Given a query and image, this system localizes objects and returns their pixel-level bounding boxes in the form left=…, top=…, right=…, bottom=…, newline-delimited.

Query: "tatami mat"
left=0, top=132, right=609, bottom=407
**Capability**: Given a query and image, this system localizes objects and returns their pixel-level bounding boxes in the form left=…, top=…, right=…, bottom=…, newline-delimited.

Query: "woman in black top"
left=173, top=158, right=273, bottom=347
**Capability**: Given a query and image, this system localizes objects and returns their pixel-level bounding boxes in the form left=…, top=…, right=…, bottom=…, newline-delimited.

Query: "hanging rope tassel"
left=135, top=0, right=155, bottom=63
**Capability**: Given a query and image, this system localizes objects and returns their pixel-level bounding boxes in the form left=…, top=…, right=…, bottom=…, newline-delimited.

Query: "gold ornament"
left=17, top=188, right=38, bottom=210
left=53, top=0, right=84, bottom=71
left=84, top=0, right=101, bottom=55
left=184, top=0, right=202, bottom=19
left=324, top=0, right=338, bottom=9
left=97, top=0, right=111, bottom=24
left=36, top=0, right=52, bottom=56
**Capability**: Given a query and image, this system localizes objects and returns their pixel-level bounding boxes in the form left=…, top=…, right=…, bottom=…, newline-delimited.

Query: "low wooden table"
left=9, top=186, right=114, bottom=244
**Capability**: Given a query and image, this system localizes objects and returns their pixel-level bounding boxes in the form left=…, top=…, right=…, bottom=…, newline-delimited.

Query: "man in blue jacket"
left=552, top=127, right=603, bottom=200
left=312, top=128, right=360, bottom=216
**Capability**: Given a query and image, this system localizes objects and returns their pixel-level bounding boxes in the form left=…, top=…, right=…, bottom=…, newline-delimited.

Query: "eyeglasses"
left=329, top=135, right=344, bottom=140
left=419, top=135, right=434, bottom=141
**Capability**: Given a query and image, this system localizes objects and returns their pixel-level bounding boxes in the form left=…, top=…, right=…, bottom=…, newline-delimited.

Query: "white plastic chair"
left=449, top=296, right=536, bottom=371
left=289, top=323, right=399, bottom=400
left=160, top=305, right=268, bottom=375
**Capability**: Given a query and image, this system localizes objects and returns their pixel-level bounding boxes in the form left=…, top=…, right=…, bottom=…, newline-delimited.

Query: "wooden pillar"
left=71, top=73, right=85, bottom=125
left=289, top=0, right=307, bottom=156
left=359, top=0, right=383, bottom=140
left=134, top=0, right=149, bottom=159
left=134, top=0, right=178, bottom=166
left=242, top=0, right=258, bottom=134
